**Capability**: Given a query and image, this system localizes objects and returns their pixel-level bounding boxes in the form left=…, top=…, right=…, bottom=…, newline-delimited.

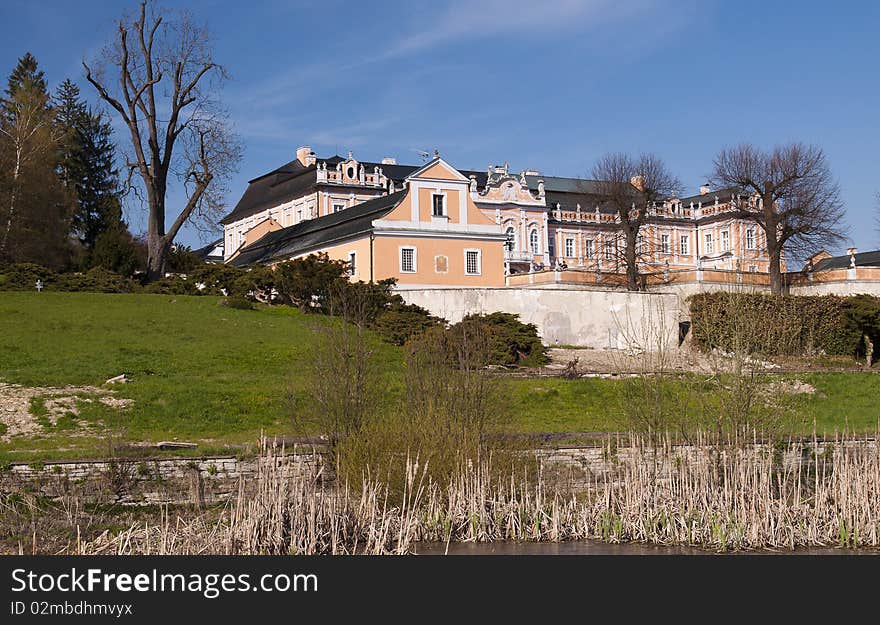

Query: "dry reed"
left=76, top=433, right=880, bottom=554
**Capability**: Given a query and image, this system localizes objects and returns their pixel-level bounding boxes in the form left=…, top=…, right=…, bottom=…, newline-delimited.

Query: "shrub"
left=274, top=253, right=349, bottom=312
left=220, top=296, right=255, bottom=310
left=689, top=292, right=880, bottom=360
left=373, top=302, right=442, bottom=346
left=452, top=312, right=548, bottom=367
left=842, top=295, right=880, bottom=363
left=142, top=276, right=199, bottom=295
left=55, top=268, right=136, bottom=293
left=187, top=264, right=248, bottom=296
left=0, top=263, right=57, bottom=290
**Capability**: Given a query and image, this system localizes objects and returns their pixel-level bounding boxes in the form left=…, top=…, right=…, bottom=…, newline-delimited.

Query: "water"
left=414, top=540, right=875, bottom=555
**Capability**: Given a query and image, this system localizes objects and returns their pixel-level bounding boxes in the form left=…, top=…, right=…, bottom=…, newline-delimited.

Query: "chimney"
left=700, top=183, right=711, bottom=195
left=296, top=145, right=316, bottom=166
left=381, top=157, right=397, bottom=165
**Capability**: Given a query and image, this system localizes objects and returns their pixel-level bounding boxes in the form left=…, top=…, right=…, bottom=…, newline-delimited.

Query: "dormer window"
left=432, top=194, right=445, bottom=217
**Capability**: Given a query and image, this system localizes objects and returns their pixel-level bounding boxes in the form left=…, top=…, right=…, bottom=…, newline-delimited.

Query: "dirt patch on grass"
left=0, top=381, right=132, bottom=441
left=542, top=347, right=867, bottom=376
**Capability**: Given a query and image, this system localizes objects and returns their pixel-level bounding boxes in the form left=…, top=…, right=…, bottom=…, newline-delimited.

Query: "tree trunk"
left=625, top=228, right=640, bottom=291
left=146, top=235, right=169, bottom=281
left=765, top=218, right=783, bottom=295
left=0, top=146, right=22, bottom=257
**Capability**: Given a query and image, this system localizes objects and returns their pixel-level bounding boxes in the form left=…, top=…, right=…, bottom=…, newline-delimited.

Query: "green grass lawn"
left=0, top=292, right=877, bottom=462
left=502, top=373, right=880, bottom=435
left=0, top=292, right=403, bottom=461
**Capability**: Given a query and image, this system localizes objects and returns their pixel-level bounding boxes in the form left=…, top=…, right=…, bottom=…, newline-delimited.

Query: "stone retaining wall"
left=4, top=439, right=872, bottom=504
left=0, top=450, right=324, bottom=505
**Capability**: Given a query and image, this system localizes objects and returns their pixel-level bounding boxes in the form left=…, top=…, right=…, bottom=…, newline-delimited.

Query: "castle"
left=219, top=146, right=775, bottom=289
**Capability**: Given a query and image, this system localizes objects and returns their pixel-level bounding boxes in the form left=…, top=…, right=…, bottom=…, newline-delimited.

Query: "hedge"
left=688, top=292, right=880, bottom=361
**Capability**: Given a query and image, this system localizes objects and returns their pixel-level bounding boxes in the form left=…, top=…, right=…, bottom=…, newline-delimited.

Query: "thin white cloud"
left=381, top=0, right=655, bottom=58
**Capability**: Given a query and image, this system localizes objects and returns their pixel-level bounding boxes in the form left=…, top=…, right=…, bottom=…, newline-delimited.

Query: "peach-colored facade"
left=224, top=150, right=784, bottom=287
left=251, top=158, right=507, bottom=287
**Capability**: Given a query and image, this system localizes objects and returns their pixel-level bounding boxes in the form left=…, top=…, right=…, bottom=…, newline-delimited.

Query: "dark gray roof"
left=524, top=175, right=604, bottom=194
left=676, top=187, right=743, bottom=206
left=221, top=155, right=489, bottom=226
left=228, top=190, right=406, bottom=267
left=812, top=249, right=880, bottom=272
left=220, top=158, right=316, bottom=225
left=193, top=238, right=224, bottom=262
left=545, top=190, right=617, bottom=215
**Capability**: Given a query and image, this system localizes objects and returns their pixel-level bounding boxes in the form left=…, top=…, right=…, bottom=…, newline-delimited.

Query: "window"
left=297, top=209, right=302, bottom=223
left=604, top=240, right=614, bottom=260
left=721, top=230, right=730, bottom=252
left=432, top=194, right=445, bottom=217
left=748, top=264, right=758, bottom=273
left=746, top=228, right=756, bottom=250
left=465, top=250, right=481, bottom=275
left=704, top=232, right=714, bottom=254
left=400, top=247, right=416, bottom=273
left=585, top=239, right=594, bottom=259
left=680, top=234, right=689, bottom=256
left=529, top=229, right=540, bottom=254
left=504, top=226, right=517, bottom=252
left=348, top=252, right=356, bottom=276
left=637, top=235, right=645, bottom=255
left=660, top=233, right=670, bottom=254
left=333, top=202, right=345, bottom=213
left=564, top=238, right=574, bottom=257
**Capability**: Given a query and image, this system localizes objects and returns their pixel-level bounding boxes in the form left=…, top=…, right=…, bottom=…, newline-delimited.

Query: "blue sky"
left=2, top=0, right=878, bottom=254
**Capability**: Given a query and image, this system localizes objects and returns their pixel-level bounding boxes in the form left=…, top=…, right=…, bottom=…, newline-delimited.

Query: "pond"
left=414, top=540, right=876, bottom=555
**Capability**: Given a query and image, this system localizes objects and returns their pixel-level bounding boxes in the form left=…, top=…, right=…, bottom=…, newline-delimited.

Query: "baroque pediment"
left=477, top=176, right=543, bottom=206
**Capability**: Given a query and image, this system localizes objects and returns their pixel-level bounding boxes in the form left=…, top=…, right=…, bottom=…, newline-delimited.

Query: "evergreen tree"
left=53, top=79, right=124, bottom=253
left=3, top=52, right=46, bottom=102
left=0, top=53, right=72, bottom=268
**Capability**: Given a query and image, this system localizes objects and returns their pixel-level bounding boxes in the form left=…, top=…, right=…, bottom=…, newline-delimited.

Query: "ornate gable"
left=476, top=170, right=543, bottom=206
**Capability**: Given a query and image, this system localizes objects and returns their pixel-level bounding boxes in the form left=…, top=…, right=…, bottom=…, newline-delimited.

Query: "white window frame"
left=746, top=228, right=756, bottom=250
left=705, top=232, right=714, bottom=254
left=399, top=246, right=417, bottom=273
left=464, top=249, right=482, bottom=276
left=529, top=229, right=540, bottom=255
left=431, top=192, right=447, bottom=217
left=347, top=251, right=356, bottom=276
left=585, top=239, right=594, bottom=259
left=680, top=234, right=689, bottom=256
left=660, top=233, right=670, bottom=254
left=720, top=229, right=730, bottom=252
left=332, top=202, right=346, bottom=213
left=604, top=239, right=614, bottom=261
left=564, top=237, right=574, bottom=258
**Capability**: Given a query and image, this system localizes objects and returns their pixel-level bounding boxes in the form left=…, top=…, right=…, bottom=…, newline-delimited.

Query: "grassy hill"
left=0, top=292, right=403, bottom=461
left=1, top=292, right=877, bottom=462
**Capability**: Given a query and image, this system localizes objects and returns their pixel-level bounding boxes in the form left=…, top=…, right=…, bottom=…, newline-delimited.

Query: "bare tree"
left=711, top=142, right=846, bottom=295
left=83, top=1, right=241, bottom=280
left=591, top=153, right=682, bottom=291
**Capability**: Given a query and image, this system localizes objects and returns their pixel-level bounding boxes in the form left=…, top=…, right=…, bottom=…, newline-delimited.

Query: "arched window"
left=529, top=229, right=540, bottom=255
left=505, top=226, right=517, bottom=252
